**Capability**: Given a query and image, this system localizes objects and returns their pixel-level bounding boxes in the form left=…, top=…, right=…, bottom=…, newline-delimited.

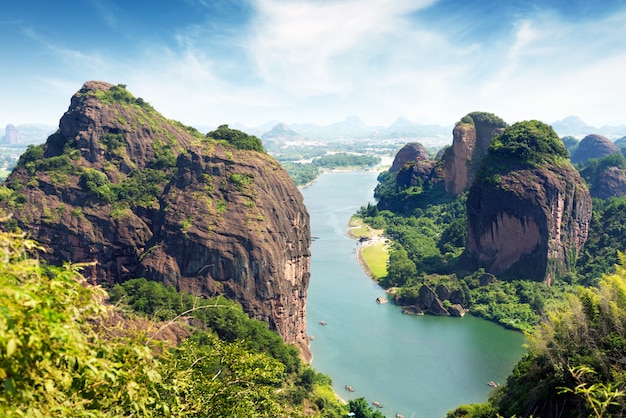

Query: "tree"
left=492, top=253, right=626, bottom=417
left=381, top=245, right=417, bottom=287
left=206, top=124, right=265, bottom=153
left=0, top=225, right=171, bottom=417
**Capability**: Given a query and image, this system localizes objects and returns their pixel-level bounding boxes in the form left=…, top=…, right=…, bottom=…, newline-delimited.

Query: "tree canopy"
left=206, top=124, right=266, bottom=153
left=487, top=120, right=569, bottom=166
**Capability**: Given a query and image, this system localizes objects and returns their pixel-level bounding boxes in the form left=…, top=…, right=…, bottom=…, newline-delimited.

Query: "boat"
left=372, top=401, right=383, bottom=408
left=488, top=380, right=499, bottom=388
left=319, top=321, right=327, bottom=326
left=345, top=385, right=355, bottom=392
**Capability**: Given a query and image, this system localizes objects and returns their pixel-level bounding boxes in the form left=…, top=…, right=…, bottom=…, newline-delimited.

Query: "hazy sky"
left=2, top=0, right=626, bottom=130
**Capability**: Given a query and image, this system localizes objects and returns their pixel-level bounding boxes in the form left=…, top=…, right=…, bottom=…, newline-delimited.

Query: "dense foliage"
left=206, top=124, right=266, bottom=153
left=281, top=162, right=320, bottom=186
left=359, top=119, right=596, bottom=332
left=109, top=278, right=303, bottom=372
left=578, top=152, right=626, bottom=188
left=456, top=111, right=508, bottom=129
left=479, top=256, right=626, bottom=417
left=0, top=227, right=173, bottom=417
left=576, top=196, right=626, bottom=286
left=0, top=225, right=361, bottom=417
left=311, top=153, right=380, bottom=169
left=485, top=120, right=569, bottom=169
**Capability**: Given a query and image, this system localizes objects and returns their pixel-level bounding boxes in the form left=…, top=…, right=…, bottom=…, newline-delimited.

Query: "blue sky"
left=2, top=0, right=626, bottom=130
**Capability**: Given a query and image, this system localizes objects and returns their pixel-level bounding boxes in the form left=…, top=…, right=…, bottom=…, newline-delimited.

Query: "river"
left=302, top=170, right=527, bottom=418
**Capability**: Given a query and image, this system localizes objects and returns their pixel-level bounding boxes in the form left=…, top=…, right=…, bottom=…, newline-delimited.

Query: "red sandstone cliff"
left=443, top=112, right=507, bottom=195
left=465, top=121, right=592, bottom=282
left=0, top=81, right=312, bottom=360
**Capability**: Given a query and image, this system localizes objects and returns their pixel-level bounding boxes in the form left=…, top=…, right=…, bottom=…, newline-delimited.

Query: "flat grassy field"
left=361, top=241, right=388, bottom=279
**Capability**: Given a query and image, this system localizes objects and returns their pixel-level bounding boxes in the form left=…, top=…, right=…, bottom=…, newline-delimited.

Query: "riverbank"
left=347, top=217, right=389, bottom=280
left=303, top=170, right=527, bottom=417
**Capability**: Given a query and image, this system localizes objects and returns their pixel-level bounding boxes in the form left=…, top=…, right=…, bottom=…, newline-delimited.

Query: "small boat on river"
left=488, top=380, right=499, bottom=388
left=319, top=321, right=327, bottom=325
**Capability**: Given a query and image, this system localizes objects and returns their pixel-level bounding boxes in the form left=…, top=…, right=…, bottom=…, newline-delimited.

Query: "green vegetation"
left=576, top=196, right=626, bottom=285
left=579, top=152, right=626, bottom=186
left=282, top=162, right=320, bottom=186
left=449, top=256, right=626, bottom=417
left=358, top=120, right=604, bottom=333
left=206, top=124, right=266, bottom=153
left=79, top=167, right=171, bottom=210
left=92, top=83, right=156, bottom=113
left=361, top=242, right=388, bottom=279
left=311, top=153, right=381, bottom=169
left=485, top=120, right=569, bottom=169
left=1, top=226, right=383, bottom=417
left=456, top=111, right=507, bottom=129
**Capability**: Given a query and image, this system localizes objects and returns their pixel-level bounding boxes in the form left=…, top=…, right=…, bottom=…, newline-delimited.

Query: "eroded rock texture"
left=1, top=81, right=312, bottom=360
left=466, top=166, right=592, bottom=282
left=443, top=112, right=507, bottom=195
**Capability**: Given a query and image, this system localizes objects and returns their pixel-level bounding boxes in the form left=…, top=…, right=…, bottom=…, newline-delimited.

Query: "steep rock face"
left=0, top=81, right=312, bottom=360
left=140, top=148, right=311, bottom=355
left=443, top=113, right=507, bottom=195
left=466, top=166, right=592, bottom=282
left=395, top=159, right=441, bottom=188
left=389, top=142, right=429, bottom=172
left=571, top=134, right=620, bottom=165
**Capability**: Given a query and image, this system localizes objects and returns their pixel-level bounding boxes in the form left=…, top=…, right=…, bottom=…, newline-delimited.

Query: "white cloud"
left=4, top=1, right=626, bottom=129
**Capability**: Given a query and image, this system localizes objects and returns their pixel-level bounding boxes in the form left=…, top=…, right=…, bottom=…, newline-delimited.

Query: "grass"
left=361, top=241, right=388, bottom=279
left=348, top=216, right=374, bottom=238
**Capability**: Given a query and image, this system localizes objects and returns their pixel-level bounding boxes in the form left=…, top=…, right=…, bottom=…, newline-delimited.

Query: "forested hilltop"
left=355, top=112, right=626, bottom=417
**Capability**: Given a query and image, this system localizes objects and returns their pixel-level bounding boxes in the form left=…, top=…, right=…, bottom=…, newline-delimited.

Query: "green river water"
left=302, top=170, right=527, bottom=418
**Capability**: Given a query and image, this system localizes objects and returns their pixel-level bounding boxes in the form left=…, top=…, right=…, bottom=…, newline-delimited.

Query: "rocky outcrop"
left=0, top=81, right=312, bottom=360
left=465, top=122, right=592, bottom=282
left=443, top=112, right=507, bottom=195
left=1, top=124, right=23, bottom=144
left=590, top=166, right=626, bottom=198
left=571, top=134, right=620, bottom=165
left=397, top=284, right=451, bottom=316
left=390, top=142, right=430, bottom=172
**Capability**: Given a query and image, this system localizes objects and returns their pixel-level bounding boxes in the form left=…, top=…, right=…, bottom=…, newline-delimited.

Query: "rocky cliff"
left=0, top=81, right=312, bottom=360
left=465, top=121, right=592, bottom=282
left=443, top=112, right=507, bottom=195
left=389, top=142, right=430, bottom=172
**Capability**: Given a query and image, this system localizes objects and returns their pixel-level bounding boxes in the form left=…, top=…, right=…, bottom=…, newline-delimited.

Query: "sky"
left=1, top=0, right=626, bottom=131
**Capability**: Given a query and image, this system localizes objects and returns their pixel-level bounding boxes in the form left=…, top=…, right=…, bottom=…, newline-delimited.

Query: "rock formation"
left=443, top=112, right=507, bottom=195
left=0, top=81, right=312, bottom=360
left=1, top=124, right=23, bottom=144
left=465, top=121, right=592, bottom=282
left=589, top=166, right=626, bottom=198
left=389, top=142, right=430, bottom=172
left=571, top=134, right=620, bottom=165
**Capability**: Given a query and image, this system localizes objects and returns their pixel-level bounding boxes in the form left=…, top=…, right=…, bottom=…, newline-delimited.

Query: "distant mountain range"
left=3, top=115, right=625, bottom=146
left=251, top=115, right=626, bottom=142
left=550, top=116, right=626, bottom=139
